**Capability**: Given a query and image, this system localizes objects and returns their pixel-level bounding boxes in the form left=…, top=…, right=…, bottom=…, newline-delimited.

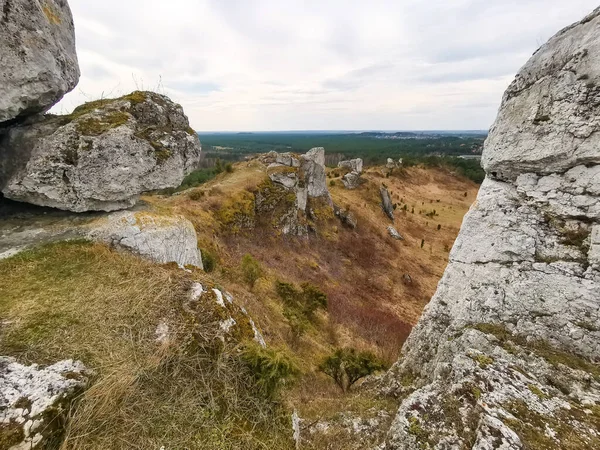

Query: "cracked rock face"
left=0, top=357, right=87, bottom=449
left=380, top=8, right=600, bottom=450
left=0, top=91, right=202, bottom=212
left=88, top=211, right=203, bottom=269
left=0, top=0, right=80, bottom=124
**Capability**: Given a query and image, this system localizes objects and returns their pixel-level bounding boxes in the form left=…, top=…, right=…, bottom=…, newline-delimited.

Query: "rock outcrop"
left=380, top=9, right=600, bottom=450
left=0, top=357, right=87, bottom=449
left=0, top=0, right=79, bottom=124
left=387, top=226, right=403, bottom=240
left=339, top=158, right=363, bottom=189
left=0, top=91, right=202, bottom=212
left=380, top=186, right=395, bottom=221
left=88, top=211, right=203, bottom=269
left=260, top=148, right=334, bottom=235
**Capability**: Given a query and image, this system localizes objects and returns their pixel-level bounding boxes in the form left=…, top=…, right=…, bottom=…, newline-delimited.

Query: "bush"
left=329, top=180, right=336, bottom=187
left=241, top=254, right=262, bottom=287
left=319, top=348, right=386, bottom=392
left=275, top=281, right=327, bottom=320
left=201, top=250, right=217, bottom=273
left=225, top=163, right=234, bottom=173
left=241, top=343, right=299, bottom=399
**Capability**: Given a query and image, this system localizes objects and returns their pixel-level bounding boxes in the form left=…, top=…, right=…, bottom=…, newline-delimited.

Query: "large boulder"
left=0, top=357, right=87, bottom=449
left=380, top=186, right=394, bottom=221
left=338, top=158, right=363, bottom=174
left=0, top=91, right=202, bottom=212
left=0, top=0, right=79, bottom=124
left=483, top=7, right=600, bottom=180
left=380, top=9, right=600, bottom=450
left=88, top=211, right=203, bottom=269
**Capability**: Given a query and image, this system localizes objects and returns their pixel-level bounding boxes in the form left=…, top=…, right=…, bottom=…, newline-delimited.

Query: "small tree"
left=319, top=348, right=386, bottom=393
left=241, top=343, right=299, bottom=399
left=241, top=254, right=262, bottom=287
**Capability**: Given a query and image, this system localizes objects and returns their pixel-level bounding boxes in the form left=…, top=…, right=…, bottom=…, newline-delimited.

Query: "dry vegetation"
left=0, top=158, right=477, bottom=449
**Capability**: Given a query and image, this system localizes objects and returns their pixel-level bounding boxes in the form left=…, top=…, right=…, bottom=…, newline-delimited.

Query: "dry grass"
left=0, top=241, right=293, bottom=450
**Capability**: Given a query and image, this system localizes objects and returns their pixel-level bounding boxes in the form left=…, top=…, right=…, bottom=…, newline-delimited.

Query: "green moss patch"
left=75, top=111, right=130, bottom=136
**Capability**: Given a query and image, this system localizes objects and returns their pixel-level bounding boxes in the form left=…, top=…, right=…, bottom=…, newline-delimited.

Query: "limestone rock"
left=88, top=211, right=203, bottom=269
left=263, top=148, right=333, bottom=236
left=380, top=9, right=600, bottom=449
left=0, top=357, right=88, bottom=449
left=380, top=186, right=394, bottom=221
left=386, top=158, right=396, bottom=169
left=483, top=7, right=600, bottom=180
left=338, top=158, right=363, bottom=174
left=335, top=206, right=357, bottom=229
left=387, top=226, right=403, bottom=240
left=342, top=171, right=362, bottom=190
left=0, top=0, right=79, bottom=123
left=0, top=91, right=202, bottom=212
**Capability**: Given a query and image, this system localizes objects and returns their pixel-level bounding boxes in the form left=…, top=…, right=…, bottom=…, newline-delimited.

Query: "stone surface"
left=0, top=91, right=202, bottom=212
left=88, top=211, right=203, bottom=269
left=338, top=158, right=363, bottom=174
left=386, top=158, right=396, bottom=169
left=342, top=171, right=362, bottom=190
left=0, top=0, right=79, bottom=123
left=263, top=148, right=333, bottom=236
left=335, top=206, right=357, bottom=229
left=0, top=357, right=87, bottom=449
left=380, top=9, right=600, bottom=449
left=380, top=186, right=395, bottom=221
left=482, top=7, right=600, bottom=180
left=387, top=226, right=403, bottom=240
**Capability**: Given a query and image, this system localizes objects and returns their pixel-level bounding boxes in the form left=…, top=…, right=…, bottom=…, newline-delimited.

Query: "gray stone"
left=380, top=186, right=394, bottom=221
left=483, top=7, right=600, bottom=180
left=0, top=0, right=80, bottom=123
left=301, top=147, right=329, bottom=198
left=380, top=9, right=600, bottom=449
left=0, top=91, right=202, bottom=212
left=387, top=226, right=403, bottom=240
left=88, top=211, right=203, bottom=269
left=386, top=158, right=396, bottom=169
left=335, top=206, right=357, bottom=229
left=338, top=158, right=363, bottom=174
left=0, top=357, right=88, bottom=450
left=342, top=171, right=361, bottom=190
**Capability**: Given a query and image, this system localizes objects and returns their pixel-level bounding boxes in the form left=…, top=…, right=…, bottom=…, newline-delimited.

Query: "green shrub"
left=241, top=254, right=262, bottom=287
left=275, top=280, right=300, bottom=306
left=300, top=282, right=327, bottom=320
left=329, top=180, right=336, bottom=187
left=188, top=190, right=204, bottom=201
left=201, top=250, right=217, bottom=273
left=283, top=308, right=309, bottom=347
left=225, top=163, right=234, bottom=173
left=319, top=348, right=386, bottom=392
left=241, top=343, right=299, bottom=399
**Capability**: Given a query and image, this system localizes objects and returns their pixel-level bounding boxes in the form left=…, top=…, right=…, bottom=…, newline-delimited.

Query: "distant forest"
left=196, top=132, right=487, bottom=183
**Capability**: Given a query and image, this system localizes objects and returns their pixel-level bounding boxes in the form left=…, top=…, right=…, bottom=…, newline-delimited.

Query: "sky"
left=53, top=0, right=599, bottom=131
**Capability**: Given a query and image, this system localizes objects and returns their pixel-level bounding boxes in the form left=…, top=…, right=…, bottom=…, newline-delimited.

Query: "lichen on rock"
left=379, top=8, right=600, bottom=450
left=0, top=91, right=202, bottom=212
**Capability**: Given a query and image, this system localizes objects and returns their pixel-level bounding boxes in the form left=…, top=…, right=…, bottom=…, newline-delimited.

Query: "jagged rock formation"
left=88, top=211, right=203, bottom=269
left=387, top=226, right=403, bottom=240
left=0, top=92, right=202, bottom=212
left=380, top=186, right=395, bottom=221
left=0, top=357, right=87, bottom=449
left=0, top=0, right=79, bottom=124
left=334, top=205, right=358, bottom=229
left=380, top=9, right=600, bottom=449
left=339, top=158, right=363, bottom=189
left=259, top=148, right=334, bottom=235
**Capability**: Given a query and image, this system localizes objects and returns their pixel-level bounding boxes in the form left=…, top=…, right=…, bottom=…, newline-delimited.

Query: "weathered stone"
left=483, top=7, right=600, bottom=180
left=335, top=206, right=357, bottom=229
left=380, top=9, right=600, bottom=449
left=380, top=186, right=394, bottom=221
left=301, top=147, right=329, bottom=198
left=342, top=171, right=361, bottom=190
left=0, top=357, right=87, bottom=449
left=387, top=226, right=403, bottom=240
left=88, top=211, right=203, bottom=269
left=0, top=0, right=79, bottom=123
left=338, top=158, right=363, bottom=174
left=386, top=158, right=396, bottom=169
left=0, top=91, right=202, bottom=212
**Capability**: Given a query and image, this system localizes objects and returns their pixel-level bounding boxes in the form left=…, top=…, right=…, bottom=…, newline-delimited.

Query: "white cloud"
left=53, top=0, right=599, bottom=130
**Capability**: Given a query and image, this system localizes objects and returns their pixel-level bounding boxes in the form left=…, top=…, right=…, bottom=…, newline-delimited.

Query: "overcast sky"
left=53, top=0, right=599, bottom=131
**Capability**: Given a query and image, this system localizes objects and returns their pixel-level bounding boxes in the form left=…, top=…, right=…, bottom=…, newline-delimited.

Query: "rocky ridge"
left=380, top=9, right=600, bottom=450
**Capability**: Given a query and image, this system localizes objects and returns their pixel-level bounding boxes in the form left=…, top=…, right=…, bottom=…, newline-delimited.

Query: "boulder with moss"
left=87, top=211, right=203, bottom=269
left=0, top=91, right=201, bottom=212
left=0, top=0, right=79, bottom=124
left=0, top=357, right=88, bottom=450
left=379, top=9, right=600, bottom=450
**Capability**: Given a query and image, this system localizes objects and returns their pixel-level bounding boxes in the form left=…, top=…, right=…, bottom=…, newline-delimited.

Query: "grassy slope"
left=0, top=160, right=477, bottom=449
left=143, top=160, right=479, bottom=432
left=0, top=241, right=292, bottom=450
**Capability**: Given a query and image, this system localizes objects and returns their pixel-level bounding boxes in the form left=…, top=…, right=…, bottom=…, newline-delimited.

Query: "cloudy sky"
left=54, top=0, right=599, bottom=131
